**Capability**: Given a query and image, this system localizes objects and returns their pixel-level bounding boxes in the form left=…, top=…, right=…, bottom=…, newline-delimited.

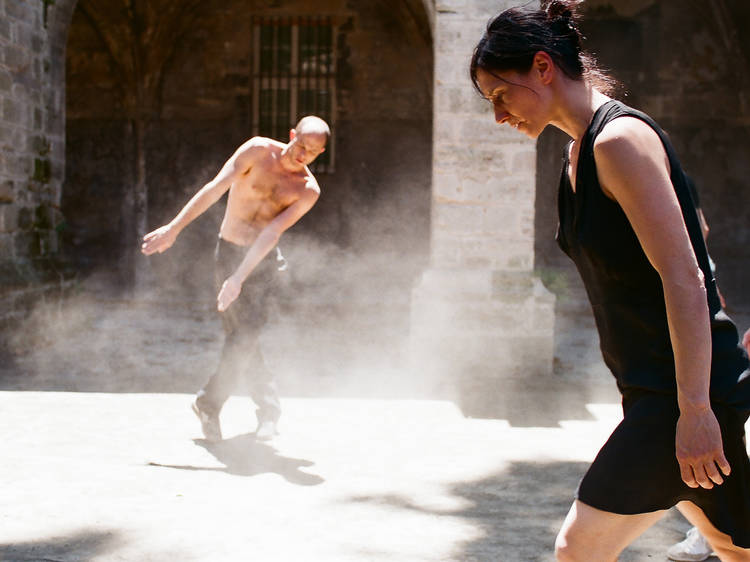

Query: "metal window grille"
left=251, top=16, right=336, bottom=173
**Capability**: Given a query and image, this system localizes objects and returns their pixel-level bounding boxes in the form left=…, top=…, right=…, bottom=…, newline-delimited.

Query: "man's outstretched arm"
left=216, top=183, right=319, bottom=311
left=141, top=142, right=257, bottom=255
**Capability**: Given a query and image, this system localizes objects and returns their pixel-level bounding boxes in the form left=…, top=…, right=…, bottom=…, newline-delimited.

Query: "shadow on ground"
left=148, top=433, right=324, bottom=486
left=0, top=529, right=122, bottom=562
left=343, top=460, right=694, bottom=562
left=456, top=377, right=620, bottom=427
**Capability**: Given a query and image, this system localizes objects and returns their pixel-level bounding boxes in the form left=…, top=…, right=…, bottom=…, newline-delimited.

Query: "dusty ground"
left=2, top=275, right=747, bottom=561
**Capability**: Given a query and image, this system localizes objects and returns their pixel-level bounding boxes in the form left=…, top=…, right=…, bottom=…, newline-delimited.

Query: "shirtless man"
left=141, top=115, right=329, bottom=441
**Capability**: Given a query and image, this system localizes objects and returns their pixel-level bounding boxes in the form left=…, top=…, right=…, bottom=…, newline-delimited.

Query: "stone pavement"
left=2, top=286, right=745, bottom=561
left=0, top=392, right=702, bottom=562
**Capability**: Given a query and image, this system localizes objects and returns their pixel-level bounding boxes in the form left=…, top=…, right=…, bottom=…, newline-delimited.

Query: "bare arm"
left=141, top=140, right=260, bottom=255
left=216, top=180, right=320, bottom=311
left=594, top=117, right=729, bottom=490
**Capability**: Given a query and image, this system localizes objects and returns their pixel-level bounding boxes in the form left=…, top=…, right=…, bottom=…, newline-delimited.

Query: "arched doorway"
left=534, top=1, right=750, bottom=312
left=64, top=0, right=433, bottom=295
left=63, top=0, right=433, bottom=382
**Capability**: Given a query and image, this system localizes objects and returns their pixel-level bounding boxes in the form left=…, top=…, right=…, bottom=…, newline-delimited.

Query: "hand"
left=217, top=276, right=242, bottom=312
left=743, top=328, right=750, bottom=356
left=141, top=225, right=177, bottom=255
left=675, top=408, right=730, bottom=489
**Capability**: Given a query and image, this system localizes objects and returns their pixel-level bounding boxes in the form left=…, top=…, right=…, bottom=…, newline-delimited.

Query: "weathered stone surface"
left=0, top=0, right=80, bottom=328
left=0, top=206, right=18, bottom=233
left=0, top=180, right=13, bottom=204
left=413, top=2, right=555, bottom=396
left=0, top=69, right=12, bottom=92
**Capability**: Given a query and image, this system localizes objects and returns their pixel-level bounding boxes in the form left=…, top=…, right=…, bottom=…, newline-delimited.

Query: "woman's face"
left=475, top=66, right=548, bottom=139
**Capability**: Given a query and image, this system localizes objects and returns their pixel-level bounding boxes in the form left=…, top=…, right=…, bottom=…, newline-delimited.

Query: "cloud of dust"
left=3, top=165, right=626, bottom=435
left=4, top=177, right=441, bottom=401
left=5, top=173, right=615, bottom=427
left=4, top=276, right=221, bottom=394
left=262, top=188, right=435, bottom=400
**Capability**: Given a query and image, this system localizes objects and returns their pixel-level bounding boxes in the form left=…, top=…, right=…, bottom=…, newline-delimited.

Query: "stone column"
left=0, top=0, right=77, bottom=330
left=0, top=0, right=76, bottom=277
left=411, top=0, right=555, bottom=417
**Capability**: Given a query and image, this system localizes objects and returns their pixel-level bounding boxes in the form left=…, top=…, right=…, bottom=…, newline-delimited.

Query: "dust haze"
left=2, top=171, right=631, bottom=422
left=2, top=185, right=448, bottom=401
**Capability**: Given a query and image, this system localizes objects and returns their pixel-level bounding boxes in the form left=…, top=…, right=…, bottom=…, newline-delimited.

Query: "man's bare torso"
left=219, top=139, right=311, bottom=246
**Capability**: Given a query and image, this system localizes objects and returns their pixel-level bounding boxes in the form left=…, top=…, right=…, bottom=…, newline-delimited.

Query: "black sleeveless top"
left=556, top=100, right=750, bottom=401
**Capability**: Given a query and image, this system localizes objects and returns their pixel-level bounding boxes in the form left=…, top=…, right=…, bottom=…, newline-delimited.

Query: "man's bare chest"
left=233, top=169, right=304, bottom=208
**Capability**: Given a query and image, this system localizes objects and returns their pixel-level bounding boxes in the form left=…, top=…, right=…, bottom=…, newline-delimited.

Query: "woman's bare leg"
left=676, top=501, right=750, bottom=561
left=555, top=500, right=666, bottom=561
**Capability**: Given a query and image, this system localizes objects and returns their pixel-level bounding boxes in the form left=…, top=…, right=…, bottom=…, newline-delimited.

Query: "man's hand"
left=141, top=225, right=178, bottom=255
left=742, top=328, right=750, bottom=355
left=217, top=276, right=242, bottom=312
left=675, top=408, right=730, bottom=489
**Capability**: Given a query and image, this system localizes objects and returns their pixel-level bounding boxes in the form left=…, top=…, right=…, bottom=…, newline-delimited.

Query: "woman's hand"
left=676, top=407, right=730, bottom=489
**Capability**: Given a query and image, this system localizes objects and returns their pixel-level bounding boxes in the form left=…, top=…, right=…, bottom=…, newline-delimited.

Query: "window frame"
left=251, top=16, right=337, bottom=174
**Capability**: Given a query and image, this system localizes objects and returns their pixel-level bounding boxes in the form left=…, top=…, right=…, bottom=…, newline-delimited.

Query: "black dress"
left=556, top=99, right=750, bottom=547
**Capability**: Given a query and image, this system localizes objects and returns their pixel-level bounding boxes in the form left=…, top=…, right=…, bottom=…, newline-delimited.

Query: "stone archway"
left=60, top=1, right=437, bottom=388
left=1, top=0, right=556, bottom=401
left=62, top=1, right=434, bottom=297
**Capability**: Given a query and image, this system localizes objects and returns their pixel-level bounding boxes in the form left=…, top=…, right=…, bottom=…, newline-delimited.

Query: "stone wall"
left=0, top=0, right=77, bottom=331
left=2, top=0, right=556, bottom=401
left=63, top=0, right=433, bottom=299
left=5, top=0, right=747, bottom=396
left=411, top=0, right=556, bottom=417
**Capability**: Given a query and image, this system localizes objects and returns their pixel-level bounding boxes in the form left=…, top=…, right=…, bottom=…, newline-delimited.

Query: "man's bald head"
left=294, top=116, right=330, bottom=141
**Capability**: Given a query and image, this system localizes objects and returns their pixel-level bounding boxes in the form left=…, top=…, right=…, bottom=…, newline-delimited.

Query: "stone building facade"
left=2, top=0, right=749, bottom=409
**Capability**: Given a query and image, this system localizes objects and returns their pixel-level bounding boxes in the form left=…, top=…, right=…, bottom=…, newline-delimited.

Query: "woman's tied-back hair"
left=470, top=0, right=620, bottom=96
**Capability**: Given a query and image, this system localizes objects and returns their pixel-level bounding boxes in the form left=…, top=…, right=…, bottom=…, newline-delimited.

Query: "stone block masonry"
left=411, top=0, right=556, bottom=415
left=0, top=0, right=77, bottom=331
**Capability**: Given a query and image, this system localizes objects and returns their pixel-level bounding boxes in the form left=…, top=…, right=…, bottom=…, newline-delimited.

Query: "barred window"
left=252, top=16, right=336, bottom=173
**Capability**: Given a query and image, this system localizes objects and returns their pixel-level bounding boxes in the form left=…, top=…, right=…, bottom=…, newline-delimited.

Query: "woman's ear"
left=533, top=51, right=555, bottom=85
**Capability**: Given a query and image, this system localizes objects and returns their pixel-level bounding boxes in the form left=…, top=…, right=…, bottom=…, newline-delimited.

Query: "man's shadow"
left=149, top=433, right=324, bottom=486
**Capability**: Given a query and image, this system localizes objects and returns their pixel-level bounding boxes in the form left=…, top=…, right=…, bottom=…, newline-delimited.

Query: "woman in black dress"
left=470, top=2, right=750, bottom=560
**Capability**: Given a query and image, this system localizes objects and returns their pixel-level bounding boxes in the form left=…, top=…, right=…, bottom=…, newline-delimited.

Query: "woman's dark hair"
left=469, top=0, right=620, bottom=96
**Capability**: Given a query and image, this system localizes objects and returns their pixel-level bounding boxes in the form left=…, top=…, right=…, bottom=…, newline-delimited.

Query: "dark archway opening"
left=64, top=0, right=433, bottom=296
left=534, top=1, right=750, bottom=316
left=63, top=1, right=433, bottom=381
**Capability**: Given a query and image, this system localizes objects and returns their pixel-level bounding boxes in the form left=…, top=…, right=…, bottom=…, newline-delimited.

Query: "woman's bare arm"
left=594, top=116, right=729, bottom=490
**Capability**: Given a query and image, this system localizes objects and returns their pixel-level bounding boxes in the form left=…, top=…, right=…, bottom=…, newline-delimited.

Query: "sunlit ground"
left=2, top=276, right=746, bottom=561
left=1, top=391, right=712, bottom=561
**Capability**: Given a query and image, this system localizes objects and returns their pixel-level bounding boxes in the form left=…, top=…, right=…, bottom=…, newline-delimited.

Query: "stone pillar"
left=0, top=0, right=76, bottom=278
left=411, top=0, right=555, bottom=417
left=0, top=0, right=77, bottom=330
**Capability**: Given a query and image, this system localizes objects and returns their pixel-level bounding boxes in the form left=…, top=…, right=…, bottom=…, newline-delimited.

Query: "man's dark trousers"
left=196, top=237, right=282, bottom=425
